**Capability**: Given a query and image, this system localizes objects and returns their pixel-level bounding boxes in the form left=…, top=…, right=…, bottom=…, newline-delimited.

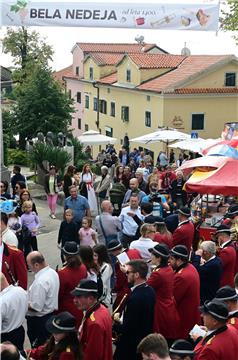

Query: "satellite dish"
left=135, top=35, right=145, bottom=45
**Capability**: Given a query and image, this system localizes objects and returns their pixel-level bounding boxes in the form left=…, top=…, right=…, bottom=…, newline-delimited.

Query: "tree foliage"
left=221, top=1, right=238, bottom=43
left=13, top=65, right=74, bottom=148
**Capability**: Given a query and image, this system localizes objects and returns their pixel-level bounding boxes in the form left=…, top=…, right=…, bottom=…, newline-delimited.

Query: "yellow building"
left=80, top=51, right=238, bottom=159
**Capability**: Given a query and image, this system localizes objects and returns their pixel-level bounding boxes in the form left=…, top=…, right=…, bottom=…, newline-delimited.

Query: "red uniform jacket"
left=147, top=265, right=179, bottom=339
left=79, top=303, right=112, bottom=360
left=30, top=344, right=76, bottom=360
left=174, top=263, right=200, bottom=338
left=172, top=220, right=194, bottom=252
left=154, top=233, right=173, bottom=249
left=195, top=325, right=238, bottom=360
left=58, top=263, right=87, bottom=327
left=217, top=242, right=236, bottom=287
left=2, top=243, right=27, bottom=289
left=113, top=248, right=141, bottom=311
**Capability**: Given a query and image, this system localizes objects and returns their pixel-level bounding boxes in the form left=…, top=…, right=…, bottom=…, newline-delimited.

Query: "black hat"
left=177, top=207, right=191, bottom=217
left=227, top=204, right=238, bottom=217
left=71, top=279, right=98, bottom=297
left=46, top=312, right=76, bottom=333
left=107, top=239, right=123, bottom=252
left=169, top=339, right=195, bottom=357
left=62, top=241, right=80, bottom=255
left=199, top=299, right=229, bottom=321
left=170, top=245, right=189, bottom=259
left=149, top=243, right=169, bottom=258
left=153, top=217, right=165, bottom=225
left=215, top=286, right=238, bottom=302
left=215, top=225, right=231, bottom=236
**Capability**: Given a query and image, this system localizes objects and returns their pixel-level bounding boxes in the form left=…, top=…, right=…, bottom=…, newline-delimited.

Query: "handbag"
left=99, top=216, right=117, bottom=245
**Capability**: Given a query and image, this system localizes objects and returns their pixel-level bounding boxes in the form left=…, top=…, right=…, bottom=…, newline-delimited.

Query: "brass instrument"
left=4, top=261, right=18, bottom=286
left=112, top=294, right=128, bottom=344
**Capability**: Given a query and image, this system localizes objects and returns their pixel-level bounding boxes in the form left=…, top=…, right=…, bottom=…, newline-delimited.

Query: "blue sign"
left=191, top=132, right=198, bottom=139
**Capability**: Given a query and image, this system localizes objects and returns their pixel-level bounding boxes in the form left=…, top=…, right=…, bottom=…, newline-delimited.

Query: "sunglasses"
left=126, top=270, right=135, bottom=275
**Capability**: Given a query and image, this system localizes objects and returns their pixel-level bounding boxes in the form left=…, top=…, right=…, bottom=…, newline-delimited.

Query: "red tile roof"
left=172, top=88, right=238, bottom=94
left=53, top=65, right=74, bottom=84
left=76, top=42, right=167, bottom=54
left=138, top=55, right=234, bottom=92
left=99, top=72, right=117, bottom=84
left=119, top=53, right=185, bottom=69
left=85, top=53, right=124, bottom=66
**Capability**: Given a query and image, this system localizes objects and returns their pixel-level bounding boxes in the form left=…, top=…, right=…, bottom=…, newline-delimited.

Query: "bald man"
left=0, top=342, right=21, bottom=360
left=0, top=272, right=28, bottom=350
left=26, top=251, right=59, bottom=347
left=95, top=200, right=121, bottom=245
left=122, top=178, right=146, bottom=206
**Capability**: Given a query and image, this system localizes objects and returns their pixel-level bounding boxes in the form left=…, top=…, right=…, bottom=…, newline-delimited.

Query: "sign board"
left=191, top=132, right=199, bottom=139
left=1, top=1, right=220, bottom=30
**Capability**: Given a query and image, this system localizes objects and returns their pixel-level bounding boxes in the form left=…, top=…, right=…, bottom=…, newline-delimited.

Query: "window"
left=85, top=124, right=89, bottom=131
left=68, top=89, right=71, bottom=99
left=126, top=69, right=131, bottom=82
left=147, top=95, right=151, bottom=102
left=145, top=111, right=151, bottom=127
left=85, top=95, right=89, bottom=109
left=75, top=66, right=79, bottom=76
left=121, top=106, right=129, bottom=122
left=107, top=88, right=111, bottom=94
left=93, top=97, right=98, bottom=111
left=78, top=118, right=81, bottom=129
left=110, top=102, right=115, bottom=117
left=76, top=92, right=81, bottom=103
left=105, top=126, right=113, bottom=137
left=99, top=99, right=107, bottom=114
left=89, top=67, right=94, bottom=80
left=192, top=114, right=204, bottom=130
left=225, top=72, right=236, bottom=86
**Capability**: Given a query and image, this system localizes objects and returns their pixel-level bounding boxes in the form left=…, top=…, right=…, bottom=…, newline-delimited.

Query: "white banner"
left=1, top=1, right=220, bottom=30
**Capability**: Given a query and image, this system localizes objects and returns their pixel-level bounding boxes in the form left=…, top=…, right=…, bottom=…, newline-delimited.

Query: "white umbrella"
left=78, top=130, right=117, bottom=145
left=130, top=128, right=190, bottom=145
left=169, top=138, right=220, bottom=154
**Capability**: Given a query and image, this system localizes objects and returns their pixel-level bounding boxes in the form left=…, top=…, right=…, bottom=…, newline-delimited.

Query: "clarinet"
left=4, top=261, right=18, bottom=286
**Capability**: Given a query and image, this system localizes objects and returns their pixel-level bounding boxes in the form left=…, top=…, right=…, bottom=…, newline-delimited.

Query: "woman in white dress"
left=80, top=164, right=98, bottom=216
left=93, top=244, right=113, bottom=311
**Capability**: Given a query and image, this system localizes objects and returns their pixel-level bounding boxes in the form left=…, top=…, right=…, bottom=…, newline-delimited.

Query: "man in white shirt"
left=130, top=223, right=157, bottom=261
left=0, top=272, right=28, bottom=351
left=119, top=194, right=144, bottom=248
left=26, top=251, right=59, bottom=348
left=1, top=212, right=18, bottom=247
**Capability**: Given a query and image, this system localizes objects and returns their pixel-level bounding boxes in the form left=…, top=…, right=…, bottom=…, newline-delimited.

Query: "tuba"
left=112, top=294, right=128, bottom=344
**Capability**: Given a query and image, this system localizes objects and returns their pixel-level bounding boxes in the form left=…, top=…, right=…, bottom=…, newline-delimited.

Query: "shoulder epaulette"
left=178, top=269, right=183, bottom=274
left=90, top=312, right=95, bottom=322
left=229, top=318, right=236, bottom=325
left=8, top=245, right=19, bottom=252
left=207, top=335, right=215, bottom=345
left=66, top=346, right=71, bottom=353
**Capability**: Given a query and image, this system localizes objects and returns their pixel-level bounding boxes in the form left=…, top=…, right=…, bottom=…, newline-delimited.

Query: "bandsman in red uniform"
left=214, top=285, right=238, bottom=331
left=172, top=207, right=194, bottom=253
left=216, top=225, right=236, bottom=287
left=169, top=339, right=195, bottom=360
left=1, top=235, right=27, bottom=289
left=147, top=243, right=180, bottom=340
left=57, top=242, right=87, bottom=327
left=28, top=311, right=82, bottom=360
left=170, top=245, right=200, bottom=339
left=107, top=239, right=141, bottom=312
left=72, top=279, right=112, bottom=360
left=195, top=299, right=238, bottom=360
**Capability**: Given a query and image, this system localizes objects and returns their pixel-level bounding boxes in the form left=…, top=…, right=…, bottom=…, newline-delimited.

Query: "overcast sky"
left=1, top=0, right=237, bottom=71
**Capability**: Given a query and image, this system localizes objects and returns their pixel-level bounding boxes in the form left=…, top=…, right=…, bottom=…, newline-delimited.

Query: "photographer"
left=141, top=181, right=169, bottom=218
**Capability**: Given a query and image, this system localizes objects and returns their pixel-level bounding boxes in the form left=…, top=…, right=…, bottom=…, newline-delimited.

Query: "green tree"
left=221, top=1, right=238, bottom=43
left=13, top=65, right=74, bottom=149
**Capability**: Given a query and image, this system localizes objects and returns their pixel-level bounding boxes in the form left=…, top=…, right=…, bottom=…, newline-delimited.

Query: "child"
left=58, top=209, right=79, bottom=263
left=79, top=217, right=97, bottom=247
left=20, top=200, right=40, bottom=252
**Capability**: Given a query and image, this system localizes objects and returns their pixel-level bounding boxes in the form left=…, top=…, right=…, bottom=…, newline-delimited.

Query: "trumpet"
left=112, top=294, right=128, bottom=344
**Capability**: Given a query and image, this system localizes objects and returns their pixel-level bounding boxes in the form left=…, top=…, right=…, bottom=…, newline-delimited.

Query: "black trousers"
left=26, top=313, right=52, bottom=348
left=1, top=325, right=25, bottom=350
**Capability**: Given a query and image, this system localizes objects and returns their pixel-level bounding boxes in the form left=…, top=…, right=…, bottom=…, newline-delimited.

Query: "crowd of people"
left=1, top=146, right=238, bottom=360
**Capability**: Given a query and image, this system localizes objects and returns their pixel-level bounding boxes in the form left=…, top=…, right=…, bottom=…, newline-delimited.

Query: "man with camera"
left=141, top=181, right=169, bottom=218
